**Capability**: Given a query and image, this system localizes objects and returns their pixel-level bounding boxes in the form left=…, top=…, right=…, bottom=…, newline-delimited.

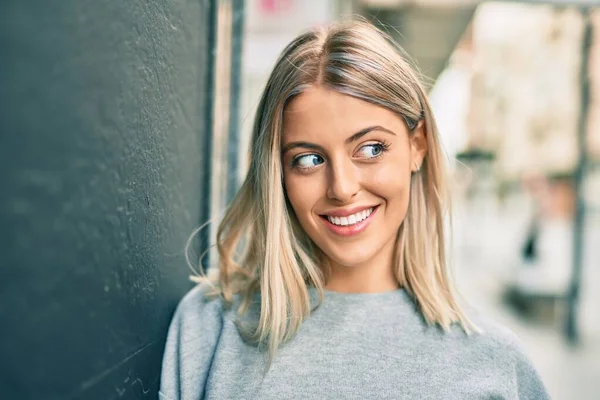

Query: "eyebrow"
left=281, top=125, right=396, bottom=155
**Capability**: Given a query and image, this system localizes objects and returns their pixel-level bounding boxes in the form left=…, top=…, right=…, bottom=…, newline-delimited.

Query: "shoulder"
left=450, top=306, right=531, bottom=364
left=171, top=283, right=226, bottom=329
left=164, top=283, right=230, bottom=360
left=457, top=311, right=550, bottom=398
left=468, top=312, right=524, bottom=352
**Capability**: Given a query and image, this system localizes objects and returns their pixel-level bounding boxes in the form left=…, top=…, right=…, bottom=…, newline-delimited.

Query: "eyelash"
left=290, top=141, right=392, bottom=172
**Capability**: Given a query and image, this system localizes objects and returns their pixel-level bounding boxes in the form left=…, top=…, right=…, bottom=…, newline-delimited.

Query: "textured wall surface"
left=0, top=1, right=210, bottom=398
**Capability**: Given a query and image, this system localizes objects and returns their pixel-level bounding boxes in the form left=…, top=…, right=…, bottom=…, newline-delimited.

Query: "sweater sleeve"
left=469, top=311, right=551, bottom=399
left=159, top=284, right=224, bottom=400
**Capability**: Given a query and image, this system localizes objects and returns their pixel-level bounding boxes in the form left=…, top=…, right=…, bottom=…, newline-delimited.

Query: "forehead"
left=282, top=86, right=405, bottom=143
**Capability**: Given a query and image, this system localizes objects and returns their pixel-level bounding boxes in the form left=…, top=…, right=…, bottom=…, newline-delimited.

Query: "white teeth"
left=326, top=207, right=374, bottom=226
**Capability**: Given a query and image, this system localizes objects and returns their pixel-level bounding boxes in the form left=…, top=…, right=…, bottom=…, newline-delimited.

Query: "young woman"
left=160, top=20, right=549, bottom=399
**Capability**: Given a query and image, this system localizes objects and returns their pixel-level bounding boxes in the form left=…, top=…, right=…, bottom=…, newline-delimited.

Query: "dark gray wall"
left=0, top=1, right=212, bottom=398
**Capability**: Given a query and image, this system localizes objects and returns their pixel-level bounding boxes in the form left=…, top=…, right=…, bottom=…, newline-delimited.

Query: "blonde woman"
left=160, top=20, right=549, bottom=399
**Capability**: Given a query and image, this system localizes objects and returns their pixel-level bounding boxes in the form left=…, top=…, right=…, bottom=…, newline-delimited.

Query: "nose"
left=326, top=157, right=360, bottom=203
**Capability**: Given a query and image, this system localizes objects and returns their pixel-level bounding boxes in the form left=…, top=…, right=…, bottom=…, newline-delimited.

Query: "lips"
left=325, top=207, right=374, bottom=226
left=319, top=205, right=380, bottom=237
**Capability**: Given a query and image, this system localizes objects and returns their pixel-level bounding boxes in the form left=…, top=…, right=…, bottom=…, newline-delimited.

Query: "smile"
left=319, top=205, right=379, bottom=237
left=326, top=207, right=374, bottom=226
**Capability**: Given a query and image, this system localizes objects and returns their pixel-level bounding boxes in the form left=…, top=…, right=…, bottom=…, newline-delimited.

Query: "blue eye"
left=293, top=154, right=324, bottom=169
left=357, top=144, right=386, bottom=159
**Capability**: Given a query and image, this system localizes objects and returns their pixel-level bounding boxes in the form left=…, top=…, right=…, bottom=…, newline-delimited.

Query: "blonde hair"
left=190, top=19, right=478, bottom=362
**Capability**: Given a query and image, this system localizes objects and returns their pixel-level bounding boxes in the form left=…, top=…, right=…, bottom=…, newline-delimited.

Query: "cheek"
left=283, top=173, right=321, bottom=219
left=363, top=160, right=412, bottom=203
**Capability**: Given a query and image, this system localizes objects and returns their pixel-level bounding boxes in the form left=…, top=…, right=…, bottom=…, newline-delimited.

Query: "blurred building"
left=467, top=4, right=599, bottom=180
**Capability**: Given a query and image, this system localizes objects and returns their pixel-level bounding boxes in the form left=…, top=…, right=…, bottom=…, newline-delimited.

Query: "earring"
left=414, top=162, right=421, bottom=172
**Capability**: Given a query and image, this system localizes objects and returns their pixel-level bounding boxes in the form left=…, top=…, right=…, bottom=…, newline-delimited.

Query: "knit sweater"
left=159, top=284, right=549, bottom=399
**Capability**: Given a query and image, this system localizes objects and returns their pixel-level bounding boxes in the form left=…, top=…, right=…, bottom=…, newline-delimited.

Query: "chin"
left=321, top=245, right=378, bottom=268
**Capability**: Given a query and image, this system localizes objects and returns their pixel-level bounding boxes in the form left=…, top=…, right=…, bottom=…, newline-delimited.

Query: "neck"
left=323, top=237, right=398, bottom=293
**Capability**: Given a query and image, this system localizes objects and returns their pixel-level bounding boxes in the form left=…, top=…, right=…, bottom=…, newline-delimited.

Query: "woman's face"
left=281, top=86, right=427, bottom=271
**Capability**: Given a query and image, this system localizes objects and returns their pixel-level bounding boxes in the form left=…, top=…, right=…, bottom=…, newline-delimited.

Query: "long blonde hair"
left=191, top=19, right=478, bottom=362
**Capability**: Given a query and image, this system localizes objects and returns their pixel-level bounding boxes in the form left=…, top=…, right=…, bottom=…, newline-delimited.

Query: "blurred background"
left=1, top=0, right=599, bottom=399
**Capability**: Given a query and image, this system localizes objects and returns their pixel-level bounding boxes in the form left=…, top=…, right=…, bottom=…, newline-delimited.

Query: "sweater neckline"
left=308, top=286, right=412, bottom=304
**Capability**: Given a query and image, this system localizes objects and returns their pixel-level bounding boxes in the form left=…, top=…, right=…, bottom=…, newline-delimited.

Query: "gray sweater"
left=159, top=284, right=549, bottom=399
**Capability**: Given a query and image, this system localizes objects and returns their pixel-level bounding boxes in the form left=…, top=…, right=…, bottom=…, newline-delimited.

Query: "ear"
left=409, top=120, right=428, bottom=173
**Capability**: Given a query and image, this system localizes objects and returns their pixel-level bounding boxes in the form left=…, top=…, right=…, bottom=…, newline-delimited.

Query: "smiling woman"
left=159, top=19, right=550, bottom=399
